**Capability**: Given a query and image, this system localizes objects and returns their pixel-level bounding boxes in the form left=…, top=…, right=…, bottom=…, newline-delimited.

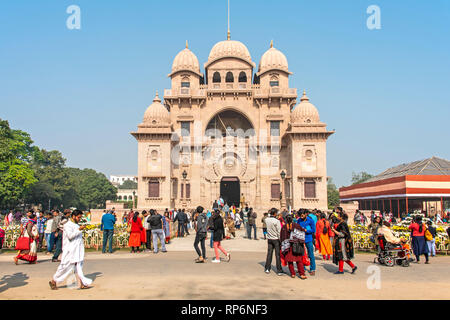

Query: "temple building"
left=339, top=157, right=450, bottom=216
left=131, top=36, right=334, bottom=212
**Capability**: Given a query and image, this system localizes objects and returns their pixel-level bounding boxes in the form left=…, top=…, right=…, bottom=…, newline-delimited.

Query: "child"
left=262, top=212, right=268, bottom=240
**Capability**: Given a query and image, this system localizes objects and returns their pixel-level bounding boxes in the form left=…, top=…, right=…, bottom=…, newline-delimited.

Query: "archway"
left=220, top=177, right=240, bottom=207
left=205, top=109, right=255, bottom=137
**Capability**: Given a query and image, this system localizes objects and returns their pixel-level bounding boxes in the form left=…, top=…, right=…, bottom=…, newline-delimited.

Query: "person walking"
left=149, top=209, right=167, bottom=254
left=331, top=211, right=357, bottom=274
left=128, top=212, right=143, bottom=253
left=49, top=210, right=92, bottom=290
left=193, top=206, right=208, bottom=263
left=280, top=215, right=307, bottom=279
left=316, top=212, right=333, bottom=260
left=425, top=221, right=437, bottom=257
left=52, top=210, right=70, bottom=263
left=14, top=213, right=39, bottom=265
left=36, top=213, right=47, bottom=252
left=101, top=210, right=116, bottom=254
left=174, top=209, right=187, bottom=238
left=163, top=212, right=171, bottom=244
left=298, top=210, right=316, bottom=276
left=264, top=208, right=283, bottom=275
left=210, top=210, right=230, bottom=263
left=408, top=216, right=430, bottom=264
left=248, top=208, right=258, bottom=240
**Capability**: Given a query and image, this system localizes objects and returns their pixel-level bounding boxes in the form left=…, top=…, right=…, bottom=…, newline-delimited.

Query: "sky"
left=1, top=0, right=449, bottom=187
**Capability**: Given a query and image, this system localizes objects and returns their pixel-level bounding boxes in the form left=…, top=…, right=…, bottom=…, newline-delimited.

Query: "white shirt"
left=45, top=219, right=53, bottom=234
left=61, top=220, right=85, bottom=264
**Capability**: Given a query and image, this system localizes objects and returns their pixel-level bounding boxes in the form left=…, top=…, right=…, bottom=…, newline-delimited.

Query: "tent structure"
left=339, top=157, right=450, bottom=217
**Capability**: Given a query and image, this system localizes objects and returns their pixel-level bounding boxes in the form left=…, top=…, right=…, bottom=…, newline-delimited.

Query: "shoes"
left=334, top=271, right=344, bottom=274
left=226, top=253, right=231, bottom=262
left=153, top=251, right=158, bottom=254
left=291, top=275, right=296, bottom=278
left=49, top=280, right=57, bottom=290
left=351, top=266, right=358, bottom=274
left=300, top=275, right=307, bottom=280
left=277, top=272, right=284, bottom=276
left=309, top=271, right=315, bottom=276
left=211, top=258, right=221, bottom=263
left=425, top=261, right=430, bottom=264
left=254, top=238, right=259, bottom=240
left=162, top=250, right=167, bottom=253
left=51, top=259, right=58, bottom=263
left=265, top=269, right=270, bottom=274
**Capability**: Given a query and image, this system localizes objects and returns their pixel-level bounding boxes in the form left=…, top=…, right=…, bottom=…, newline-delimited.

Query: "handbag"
left=424, top=227, right=433, bottom=241
left=15, top=229, right=30, bottom=251
left=302, top=245, right=311, bottom=266
left=292, top=241, right=304, bottom=256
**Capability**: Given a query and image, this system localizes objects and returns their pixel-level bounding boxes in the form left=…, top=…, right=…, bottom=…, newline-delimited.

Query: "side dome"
left=206, top=40, right=255, bottom=68
left=291, top=91, right=320, bottom=124
left=258, top=41, right=290, bottom=75
left=143, top=92, right=170, bottom=126
left=169, top=42, right=201, bottom=77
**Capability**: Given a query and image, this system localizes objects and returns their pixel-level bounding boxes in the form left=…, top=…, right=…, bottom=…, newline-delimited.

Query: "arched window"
left=238, top=72, right=247, bottom=83
left=118, top=196, right=122, bottom=200
left=213, top=72, right=221, bottom=83
left=270, top=75, right=279, bottom=87
left=226, top=72, right=234, bottom=83
left=181, top=76, right=190, bottom=88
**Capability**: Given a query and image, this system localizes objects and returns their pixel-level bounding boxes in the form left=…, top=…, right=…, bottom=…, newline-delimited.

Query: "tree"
left=0, top=119, right=37, bottom=208
left=351, top=171, right=374, bottom=185
left=327, top=178, right=340, bottom=209
left=119, top=179, right=137, bottom=190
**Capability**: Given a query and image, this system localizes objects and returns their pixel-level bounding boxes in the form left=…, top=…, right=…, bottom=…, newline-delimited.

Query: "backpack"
left=424, top=226, right=433, bottom=241
left=207, top=216, right=215, bottom=231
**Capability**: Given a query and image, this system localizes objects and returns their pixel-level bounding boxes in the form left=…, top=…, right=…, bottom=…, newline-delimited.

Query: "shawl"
left=280, top=223, right=305, bottom=254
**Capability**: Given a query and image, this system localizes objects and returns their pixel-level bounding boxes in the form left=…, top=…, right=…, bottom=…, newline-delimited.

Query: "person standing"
left=14, top=213, right=38, bottom=265
left=149, top=209, right=167, bottom=254
left=174, top=209, right=187, bottom=238
left=261, top=212, right=268, bottom=240
left=248, top=208, right=258, bottom=240
left=44, top=212, right=54, bottom=255
left=264, top=208, right=283, bottom=275
left=280, top=215, right=307, bottom=279
left=101, top=210, right=116, bottom=254
left=223, top=202, right=230, bottom=218
left=163, top=212, right=171, bottom=244
left=298, top=210, right=316, bottom=276
left=331, top=211, right=357, bottom=274
left=210, top=210, right=230, bottom=263
left=234, top=210, right=242, bottom=230
left=128, top=212, right=143, bottom=253
left=408, top=216, right=430, bottom=263
left=193, top=206, right=208, bottom=263
left=49, top=210, right=92, bottom=290
left=316, top=212, right=333, bottom=260
left=52, top=210, right=70, bottom=263
left=143, top=211, right=152, bottom=251
left=225, top=215, right=236, bottom=239
left=426, top=221, right=437, bottom=257
left=36, top=213, right=47, bottom=252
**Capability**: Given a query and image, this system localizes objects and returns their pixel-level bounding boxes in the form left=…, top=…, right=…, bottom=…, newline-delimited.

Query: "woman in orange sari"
left=128, top=212, right=143, bottom=253
left=316, top=212, right=333, bottom=260
left=14, top=213, right=39, bottom=264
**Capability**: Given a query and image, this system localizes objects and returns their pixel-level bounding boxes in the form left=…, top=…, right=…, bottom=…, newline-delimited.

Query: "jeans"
left=183, top=223, right=189, bottom=235
left=38, top=233, right=45, bottom=251
left=177, top=221, right=185, bottom=237
left=102, top=229, right=114, bottom=253
left=46, top=233, right=55, bottom=252
left=52, top=233, right=63, bottom=260
left=304, top=241, right=316, bottom=271
left=194, top=232, right=207, bottom=258
left=209, top=231, right=214, bottom=248
left=152, top=229, right=166, bottom=253
left=247, top=224, right=257, bottom=239
left=427, top=239, right=436, bottom=256
left=265, top=239, right=282, bottom=273
left=146, top=230, right=152, bottom=250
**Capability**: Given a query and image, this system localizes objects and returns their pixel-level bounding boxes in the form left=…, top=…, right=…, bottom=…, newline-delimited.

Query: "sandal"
left=13, top=257, right=18, bottom=265
left=300, top=275, right=307, bottom=280
left=49, top=280, right=57, bottom=290
left=80, top=284, right=92, bottom=290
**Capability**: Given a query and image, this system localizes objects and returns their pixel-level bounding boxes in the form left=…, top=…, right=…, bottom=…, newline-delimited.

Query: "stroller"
left=374, top=235, right=410, bottom=267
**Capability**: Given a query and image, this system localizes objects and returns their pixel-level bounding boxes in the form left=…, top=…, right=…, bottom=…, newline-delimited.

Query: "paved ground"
left=1, top=229, right=449, bottom=300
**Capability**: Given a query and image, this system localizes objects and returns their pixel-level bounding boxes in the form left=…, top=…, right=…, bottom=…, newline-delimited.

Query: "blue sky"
left=1, top=0, right=449, bottom=187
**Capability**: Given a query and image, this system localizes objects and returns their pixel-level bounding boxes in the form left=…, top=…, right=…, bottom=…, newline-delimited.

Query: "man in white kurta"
left=49, top=210, right=92, bottom=289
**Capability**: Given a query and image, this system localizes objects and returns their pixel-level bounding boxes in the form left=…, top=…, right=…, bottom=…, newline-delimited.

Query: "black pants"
left=194, top=232, right=207, bottom=258
left=146, top=230, right=152, bottom=250
left=38, top=233, right=44, bottom=251
left=52, top=233, right=62, bottom=260
left=184, top=223, right=190, bottom=235
left=178, top=222, right=185, bottom=237
left=265, top=239, right=283, bottom=273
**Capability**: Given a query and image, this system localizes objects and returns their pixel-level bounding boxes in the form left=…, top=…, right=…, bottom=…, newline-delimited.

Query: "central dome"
left=206, top=40, right=255, bottom=67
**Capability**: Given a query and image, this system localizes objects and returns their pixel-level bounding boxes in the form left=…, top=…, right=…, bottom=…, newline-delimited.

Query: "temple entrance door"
left=220, top=177, right=240, bottom=207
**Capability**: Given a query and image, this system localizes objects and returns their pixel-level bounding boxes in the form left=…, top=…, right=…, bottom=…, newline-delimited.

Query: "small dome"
left=170, top=42, right=201, bottom=77
left=143, top=92, right=170, bottom=125
left=258, top=41, right=290, bottom=75
left=206, top=40, right=255, bottom=67
left=291, top=91, right=320, bottom=124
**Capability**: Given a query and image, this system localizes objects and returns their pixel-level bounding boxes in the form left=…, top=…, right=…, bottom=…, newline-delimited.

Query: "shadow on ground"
left=0, top=272, right=29, bottom=293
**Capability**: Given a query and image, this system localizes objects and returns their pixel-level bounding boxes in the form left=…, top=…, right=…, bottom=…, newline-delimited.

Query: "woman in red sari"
left=280, top=215, right=307, bottom=279
left=128, top=212, right=143, bottom=253
left=14, top=213, right=39, bottom=264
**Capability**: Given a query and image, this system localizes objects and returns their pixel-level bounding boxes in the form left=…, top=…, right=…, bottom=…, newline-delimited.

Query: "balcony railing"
left=164, top=86, right=297, bottom=97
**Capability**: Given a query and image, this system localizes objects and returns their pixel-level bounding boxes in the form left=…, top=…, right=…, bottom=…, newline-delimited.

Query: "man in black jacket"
left=149, top=209, right=167, bottom=254
left=193, top=206, right=208, bottom=263
left=174, top=209, right=186, bottom=237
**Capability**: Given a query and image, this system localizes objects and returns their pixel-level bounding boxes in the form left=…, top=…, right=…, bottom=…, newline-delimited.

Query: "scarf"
left=280, top=223, right=305, bottom=254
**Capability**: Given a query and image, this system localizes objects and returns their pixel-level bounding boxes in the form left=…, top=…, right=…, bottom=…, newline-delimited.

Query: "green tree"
left=327, top=178, right=340, bottom=209
left=118, top=179, right=137, bottom=189
left=351, top=171, right=374, bottom=185
left=0, top=119, right=37, bottom=208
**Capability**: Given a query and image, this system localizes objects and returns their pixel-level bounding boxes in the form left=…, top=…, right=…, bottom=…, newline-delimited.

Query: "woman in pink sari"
left=14, top=213, right=39, bottom=264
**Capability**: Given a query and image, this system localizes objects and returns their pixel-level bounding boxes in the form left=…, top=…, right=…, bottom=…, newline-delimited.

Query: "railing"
left=164, top=86, right=297, bottom=97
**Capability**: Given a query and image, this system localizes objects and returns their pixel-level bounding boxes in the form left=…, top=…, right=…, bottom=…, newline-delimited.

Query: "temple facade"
left=131, top=37, right=334, bottom=212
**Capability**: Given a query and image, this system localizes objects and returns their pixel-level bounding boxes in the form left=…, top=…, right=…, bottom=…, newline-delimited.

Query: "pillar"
left=441, top=197, right=444, bottom=214
left=406, top=197, right=409, bottom=214
left=397, top=199, right=400, bottom=217
left=390, top=198, right=392, bottom=213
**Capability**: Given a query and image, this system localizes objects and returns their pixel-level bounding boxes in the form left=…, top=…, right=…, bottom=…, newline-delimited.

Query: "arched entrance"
left=220, top=177, right=240, bottom=207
